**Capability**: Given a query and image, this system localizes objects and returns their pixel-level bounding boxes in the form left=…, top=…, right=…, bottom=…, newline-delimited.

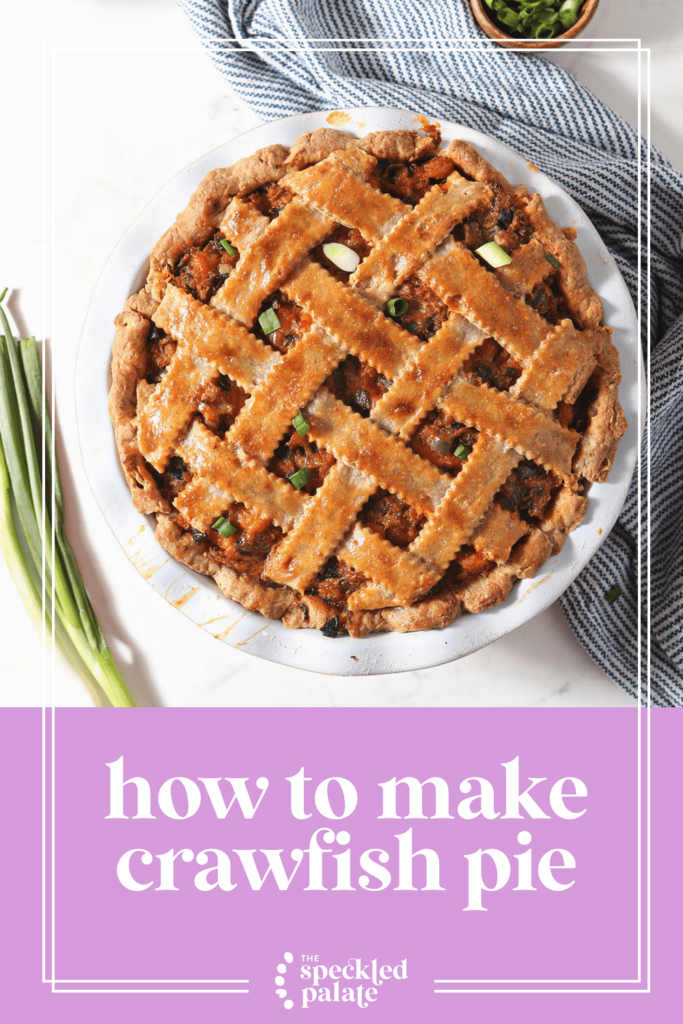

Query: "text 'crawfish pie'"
left=109, top=123, right=627, bottom=639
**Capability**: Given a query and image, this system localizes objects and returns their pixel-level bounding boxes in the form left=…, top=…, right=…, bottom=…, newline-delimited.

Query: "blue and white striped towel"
left=178, top=0, right=683, bottom=705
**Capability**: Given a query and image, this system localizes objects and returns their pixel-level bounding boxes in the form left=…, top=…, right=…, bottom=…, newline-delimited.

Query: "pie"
left=109, top=122, right=627, bottom=639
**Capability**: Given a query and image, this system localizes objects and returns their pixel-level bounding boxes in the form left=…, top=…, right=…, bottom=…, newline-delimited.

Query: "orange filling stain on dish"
left=171, top=586, right=200, bottom=609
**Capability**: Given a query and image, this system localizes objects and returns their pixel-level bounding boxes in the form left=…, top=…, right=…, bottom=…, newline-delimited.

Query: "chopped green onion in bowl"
left=386, top=296, right=408, bottom=317
left=258, top=307, right=281, bottom=334
left=475, top=241, right=512, bottom=268
left=322, top=242, right=360, bottom=273
left=559, top=0, right=585, bottom=30
left=212, top=516, right=238, bottom=538
left=292, top=411, right=309, bottom=436
left=219, top=238, right=236, bottom=255
left=454, top=443, right=472, bottom=460
left=288, top=467, right=311, bottom=490
left=483, top=0, right=586, bottom=40
left=545, top=252, right=561, bottom=269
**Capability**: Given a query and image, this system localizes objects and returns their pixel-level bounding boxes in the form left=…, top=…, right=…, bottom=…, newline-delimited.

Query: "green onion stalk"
left=0, top=288, right=136, bottom=707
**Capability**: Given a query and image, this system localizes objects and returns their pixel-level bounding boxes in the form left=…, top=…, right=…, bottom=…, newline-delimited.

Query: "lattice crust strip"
left=228, top=325, right=344, bottom=462
left=440, top=377, right=579, bottom=479
left=304, top=389, right=450, bottom=515
left=141, top=284, right=277, bottom=469
left=349, top=435, right=521, bottom=611
left=212, top=197, right=334, bottom=326
left=512, top=321, right=604, bottom=409
left=285, top=148, right=406, bottom=240
left=175, top=420, right=306, bottom=531
left=421, top=237, right=553, bottom=363
left=470, top=504, right=530, bottom=564
left=349, top=173, right=489, bottom=305
left=371, top=314, right=487, bottom=439
left=263, top=462, right=372, bottom=591
left=283, top=261, right=421, bottom=379
left=494, top=239, right=554, bottom=299
left=133, top=139, right=608, bottom=618
left=336, top=523, right=442, bottom=606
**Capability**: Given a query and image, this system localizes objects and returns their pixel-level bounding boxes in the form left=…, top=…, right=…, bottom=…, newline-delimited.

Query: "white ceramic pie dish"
left=75, top=107, right=642, bottom=676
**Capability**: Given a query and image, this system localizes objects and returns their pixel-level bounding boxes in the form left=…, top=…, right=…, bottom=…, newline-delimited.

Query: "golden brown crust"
left=573, top=339, right=628, bottom=482
left=285, top=127, right=438, bottom=171
left=521, top=192, right=603, bottom=330
left=284, top=128, right=359, bottom=169
left=109, top=293, right=170, bottom=514
left=538, top=487, right=589, bottom=556
left=108, top=124, right=626, bottom=638
left=154, top=514, right=219, bottom=576
left=446, top=138, right=515, bottom=192
left=148, top=145, right=290, bottom=300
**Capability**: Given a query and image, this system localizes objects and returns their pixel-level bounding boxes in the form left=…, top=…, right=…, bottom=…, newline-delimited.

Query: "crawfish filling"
left=325, top=355, right=391, bottom=417
left=247, top=181, right=295, bottom=219
left=150, top=456, right=192, bottom=502
left=462, top=337, right=521, bottom=392
left=174, top=234, right=238, bottom=303
left=207, top=501, right=283, bottom=578
left=145, top=323, right=176, bottom=383
left=195, top=374, right=247, bottom=435
left=306, top=557, right=367, bottom=608
left=256, top=291, right=312, bottom=353
left=386, top=276, right=449, bottom=341
left=410, top=410, right=479, bottom=474
left=452, top=180, right=533, bottom=255
left=558, top=379, right=600, bottom=435
left=359, top=489, right=426, bottom=549
left=267, top=427, right=335, bottom=495
left=495, top=460, right=560, bottom=520
left=374, top=154, right=456, bottom=205
left=525, top=273, right=575, bottom=327
left=426, top=546, right=496, bottom=601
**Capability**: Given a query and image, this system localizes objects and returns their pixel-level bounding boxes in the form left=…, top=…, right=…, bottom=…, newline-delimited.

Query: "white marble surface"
left=1, top=0, right=675, bottom=708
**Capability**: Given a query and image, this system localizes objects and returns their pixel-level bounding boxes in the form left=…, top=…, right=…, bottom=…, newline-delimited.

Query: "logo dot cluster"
left=275, top=951, right=294, bottom=1010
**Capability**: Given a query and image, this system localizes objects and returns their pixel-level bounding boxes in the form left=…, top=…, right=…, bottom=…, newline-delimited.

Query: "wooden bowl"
left=469, top=0, right=600, bottom=49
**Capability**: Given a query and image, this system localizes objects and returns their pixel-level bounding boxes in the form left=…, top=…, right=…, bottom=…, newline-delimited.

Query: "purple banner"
left=1, top=707, right=680, bottom=1021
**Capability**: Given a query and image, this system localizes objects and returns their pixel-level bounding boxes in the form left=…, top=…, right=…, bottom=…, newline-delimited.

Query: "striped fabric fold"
left=177, top=0, right=683, bottom=705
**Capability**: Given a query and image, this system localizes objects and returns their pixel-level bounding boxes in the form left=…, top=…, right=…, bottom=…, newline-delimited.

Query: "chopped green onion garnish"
left=605, top=586, right=621, bottom=604
left=220, top=238, right=236, bottom=256
left=433, top=438, right=451, bottom=456
left=322, top=242, right=360, bottom=273
left=454, top=443, right=472, bottom=460
left=288, top=467, right=311, bottom=490
left=545, top=252, right=561, bottom=269
left=475, top=241, right=512, bottom=268
left=212, top=516, right=238, bottom=538
left=258, top=307, right=281, bottom=334
left=386, top=297, right=408, bottom=317
left=292, top=412, right=309, bottom=436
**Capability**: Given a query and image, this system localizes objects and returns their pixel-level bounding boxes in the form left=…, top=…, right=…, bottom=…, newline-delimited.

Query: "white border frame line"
left=432, top=36, right=649, bottom=997
left=40, top=38, right=246, bottom=997
left=41, top=34, right=649, bottom=998
left=646, top=44, right=652, bottom=993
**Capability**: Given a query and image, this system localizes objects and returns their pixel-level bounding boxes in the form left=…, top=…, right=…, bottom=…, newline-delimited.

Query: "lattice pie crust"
left=109, top=125, right=627, bottom=638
